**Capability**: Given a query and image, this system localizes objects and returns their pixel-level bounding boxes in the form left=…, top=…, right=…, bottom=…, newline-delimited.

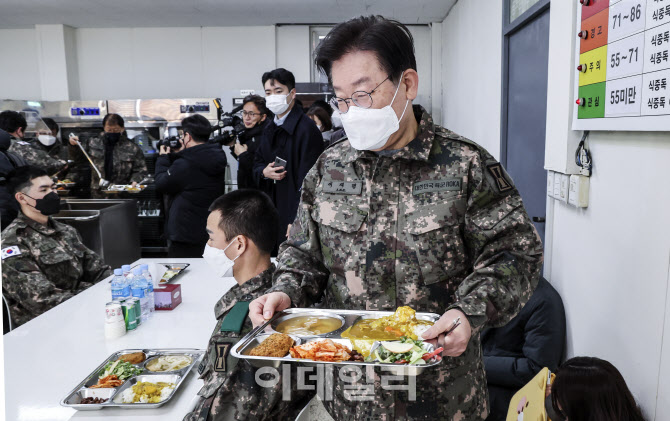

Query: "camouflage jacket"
left=31, top=140, right=70, bottom=162
left=1, top=212, right=111, bottom=328
left=69, top=133, right=147, bottom=194
left=8, top=137, right=67, bottom=175
left=266, top=105, right=543, bottom=420
left=184, top=264, right=312, bottom=421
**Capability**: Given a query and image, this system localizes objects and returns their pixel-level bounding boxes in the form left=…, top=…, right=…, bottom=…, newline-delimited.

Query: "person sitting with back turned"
left=548, top=356, right=645, bottom=421
left=0, top=128, right=26, bottom=229
left=155, top=114, right=228, bottom=258
left=482, top=277, right=566, bottom=421
left=184, top=189, right=312, bottom=421
left=1, top=166, right=111, bottom=328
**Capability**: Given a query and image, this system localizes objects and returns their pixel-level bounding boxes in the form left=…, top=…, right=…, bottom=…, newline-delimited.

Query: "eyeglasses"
left=242, top=111, right=261, bottom=118
left=329, top=76, right=390, bottom=114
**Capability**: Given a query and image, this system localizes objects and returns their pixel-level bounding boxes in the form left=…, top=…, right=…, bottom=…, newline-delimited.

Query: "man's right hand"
left=262, top=162, right=287, bottom=181
left=68, top=135, right=79, bottom=146
left=249, top=292, right=291, bottom=327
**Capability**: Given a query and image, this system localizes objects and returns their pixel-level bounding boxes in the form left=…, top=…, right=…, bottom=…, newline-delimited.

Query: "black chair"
left=3, top=294, right=12, bottom=334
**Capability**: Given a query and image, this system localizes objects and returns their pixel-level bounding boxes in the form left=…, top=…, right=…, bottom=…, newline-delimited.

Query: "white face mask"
left=38, top=135, right=57, bottom=146
left=202, top=240, right=240, bottom=278
left=331, top=111, right=343, bottom=128
left=266, top=92, right=293, bottom=115
left=340, top=71, right=409, bottom=151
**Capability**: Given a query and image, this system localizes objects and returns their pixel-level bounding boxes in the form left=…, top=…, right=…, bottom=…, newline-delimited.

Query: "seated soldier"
left=1, top=166, right=111, bottom=328
left=482, top=277, right=566, bottom=421
left=185, top=189, right=312, bottom=421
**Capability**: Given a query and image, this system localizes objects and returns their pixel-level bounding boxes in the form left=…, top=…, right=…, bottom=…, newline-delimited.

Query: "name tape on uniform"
left=1, top=246, right=21, bottom=260
left=412, top=178, right=462, bottom=195
left=323, top=180, right=363, bottom=195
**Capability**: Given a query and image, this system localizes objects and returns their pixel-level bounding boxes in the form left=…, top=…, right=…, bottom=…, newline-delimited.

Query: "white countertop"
left=3, top=258, right=238, bottom=421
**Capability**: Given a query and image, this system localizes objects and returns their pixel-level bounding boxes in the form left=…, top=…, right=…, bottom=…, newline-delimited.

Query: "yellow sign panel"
left=578, top=45, right=607, bottom=87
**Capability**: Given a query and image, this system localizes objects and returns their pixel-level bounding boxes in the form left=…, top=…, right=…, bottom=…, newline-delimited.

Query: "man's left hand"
left=159, top=145, right=170, bottom=155
left=421, top=308, right=472, bottom=357
left=234, top=143, right=248, bottom=156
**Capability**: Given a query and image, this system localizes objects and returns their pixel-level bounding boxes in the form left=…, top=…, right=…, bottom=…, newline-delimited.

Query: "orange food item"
left=90, top=374, right=124, bottom=388
left=289, top=339, right=352, bottom=362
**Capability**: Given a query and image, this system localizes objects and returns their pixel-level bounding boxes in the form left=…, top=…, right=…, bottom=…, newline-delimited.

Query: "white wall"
left=76, top=26, right=277, bottom=100
left=438, top=1, right=670, bottom=419
left=275, top=25, right=311, bottom=84
left=440, top=0, right=503, bottom=159
left=0, top=29, right=42, bottom=100
left=407, top=25, right=433, bottom=113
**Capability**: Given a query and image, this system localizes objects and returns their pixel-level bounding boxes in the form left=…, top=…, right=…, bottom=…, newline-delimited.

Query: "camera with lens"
left=157, top=136, right=182, bottom=150
left=210, top=107, right=245, bottom=147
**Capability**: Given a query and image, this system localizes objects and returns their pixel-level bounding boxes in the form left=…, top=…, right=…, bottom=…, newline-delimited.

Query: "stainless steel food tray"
left=60, top=348, right=204, bottom=411
left=231, top=308, right=442, bottom=375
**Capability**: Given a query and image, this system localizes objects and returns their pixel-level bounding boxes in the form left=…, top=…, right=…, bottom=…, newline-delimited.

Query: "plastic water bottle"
left=141, top=264, right=155, bottom=316
left=111, top=269, right=126, bottom=301
left=122, top=264, right=132, bottom=278
left=131, top=268, right=150, bottom=323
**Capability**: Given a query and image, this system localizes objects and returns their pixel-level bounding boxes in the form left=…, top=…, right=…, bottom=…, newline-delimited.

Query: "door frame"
left=500, top=0, right=551, bottom=167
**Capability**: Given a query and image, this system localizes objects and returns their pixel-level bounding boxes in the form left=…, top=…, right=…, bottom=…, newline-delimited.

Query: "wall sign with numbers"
left=572, top=0, right=670, bottom=131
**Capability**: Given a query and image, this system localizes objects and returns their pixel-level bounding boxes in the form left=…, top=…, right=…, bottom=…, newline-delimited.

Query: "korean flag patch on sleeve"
left=2, top=246, right=22, bottom=260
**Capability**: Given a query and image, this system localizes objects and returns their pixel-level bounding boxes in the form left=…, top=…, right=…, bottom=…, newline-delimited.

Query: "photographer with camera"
left=155, top=114, right=228, bottom=258
left=231, top=95, right=270, bottom=189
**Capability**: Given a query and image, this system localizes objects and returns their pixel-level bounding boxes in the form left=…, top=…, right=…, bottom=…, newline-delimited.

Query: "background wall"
left=0, top=24, right=433, bottom=115
left=0, top=29, right=42, bottom=100
left=440, top=0, right=503, bottom=159
left=439, top=1, right=670, bottom=419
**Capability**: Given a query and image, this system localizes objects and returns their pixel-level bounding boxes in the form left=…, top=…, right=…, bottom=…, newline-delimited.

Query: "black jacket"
left=155, top=143, right=227, bottom=245
left=231, top=122, right=266, bottom=189
left=252, top=106, right=324, bottom=245
left=0, top=130, right=26, bottom=229
left=481, top=277, right=566, bottom=421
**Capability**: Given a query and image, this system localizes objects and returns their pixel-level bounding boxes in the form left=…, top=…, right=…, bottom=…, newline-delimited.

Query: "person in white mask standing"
left=252, top=68, right=324, bottom=253
left=249, top=15, right=543, bottom=421
left=186, top=189, right=313, bottom=421
left=31, top=118, right=71, bottom=177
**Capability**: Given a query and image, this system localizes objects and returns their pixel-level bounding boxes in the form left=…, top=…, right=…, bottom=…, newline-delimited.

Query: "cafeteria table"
left=3, top=258, right=238, bottom=421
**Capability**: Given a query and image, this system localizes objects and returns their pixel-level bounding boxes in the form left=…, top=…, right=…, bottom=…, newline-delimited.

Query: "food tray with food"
left=157, top=263, right=190, bottom=284
left=103, top=184, right=147, bottom=193
left=60, top=348, right=203, bottom=410
left=55, top=179, right=76, bottom=188
left=231, top=307, right=443, bottom=375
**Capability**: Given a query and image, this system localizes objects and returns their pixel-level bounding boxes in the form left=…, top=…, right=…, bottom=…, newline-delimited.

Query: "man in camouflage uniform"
left=31, top=118, right=71, bottom=163
left=1, top=166, right=111, bottom=328
left=250, top=16, right=543, bottom=420
left=185, top=190, right=312, bottom=421
left=68, top=113, right=147, bottom=197
left=0, top=111, right=67, bottom=175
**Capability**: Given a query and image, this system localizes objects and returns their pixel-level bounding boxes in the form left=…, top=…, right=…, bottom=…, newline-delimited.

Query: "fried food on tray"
left=289, top=339, right=352, bottom=362
left=249, top=333, right=294, bottom=357
left=118, top=352, right=146, bottom=364
left=90, top=374, right=124, bottom=388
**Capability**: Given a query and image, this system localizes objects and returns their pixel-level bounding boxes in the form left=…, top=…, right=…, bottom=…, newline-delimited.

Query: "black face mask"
left=25, top=191, right=61, bottom=216
left=105, top=132, right=121, bottom=143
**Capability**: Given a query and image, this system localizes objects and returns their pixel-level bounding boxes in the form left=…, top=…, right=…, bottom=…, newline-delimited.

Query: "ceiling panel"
left=0, top=0, right=458, bottom=29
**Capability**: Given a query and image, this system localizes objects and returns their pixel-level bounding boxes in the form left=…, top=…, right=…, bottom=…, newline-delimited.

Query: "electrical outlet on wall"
left=569, top=175, right=589, bottom=207
left=553, top=172, right=562, bottom=198
left=547, top=171, right=555, bottom=198
left=558, top=174, right=569, bottom=203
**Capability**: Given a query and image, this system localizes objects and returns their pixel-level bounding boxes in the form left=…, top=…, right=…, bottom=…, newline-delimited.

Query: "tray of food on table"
left=232, top=306, right=444, bottom=375
left=60, top=348, right=204, bottom=411
left=103, top=184, right=147, bottom=193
